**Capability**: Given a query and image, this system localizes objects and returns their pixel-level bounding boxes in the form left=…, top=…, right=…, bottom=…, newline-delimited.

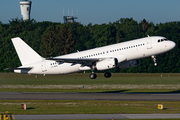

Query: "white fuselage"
left=15, top=36, right=176, bottom=75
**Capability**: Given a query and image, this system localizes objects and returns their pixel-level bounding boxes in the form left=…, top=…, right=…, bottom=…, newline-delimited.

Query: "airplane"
left=6, top=36, right=176, bottom=79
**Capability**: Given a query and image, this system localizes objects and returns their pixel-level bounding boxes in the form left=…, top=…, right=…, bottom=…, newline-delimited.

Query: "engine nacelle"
left=96, top=58, right=118, bottom=70
left=118, top=60, right=140, bottom=69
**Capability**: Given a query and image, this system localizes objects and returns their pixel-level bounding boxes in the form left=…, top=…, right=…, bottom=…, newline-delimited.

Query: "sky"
left=1, top=0, right=180, bottom=25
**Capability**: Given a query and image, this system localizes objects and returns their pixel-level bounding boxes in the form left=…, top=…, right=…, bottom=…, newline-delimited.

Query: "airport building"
left=63, top=16, right=78, bottom=23
left=19, top=0, right=32, bottom=21
left=63, top=8, right=78, bottom=23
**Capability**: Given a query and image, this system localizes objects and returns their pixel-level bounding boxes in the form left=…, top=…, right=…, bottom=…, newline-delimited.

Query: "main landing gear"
left=89, top=66, right=97, bottom=79
left=89, top=66, right=112, bottom=79
left=104, top=71, right=111, bottom=78
left=152, top=55, right=157, bottom=66
left=89, top=72, right=112, bottom=79
left=89, top=73, right=97, bottom=79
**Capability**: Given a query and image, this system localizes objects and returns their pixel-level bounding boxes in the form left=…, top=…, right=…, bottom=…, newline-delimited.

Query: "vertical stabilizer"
left=11, top=37, right=42, bottom=66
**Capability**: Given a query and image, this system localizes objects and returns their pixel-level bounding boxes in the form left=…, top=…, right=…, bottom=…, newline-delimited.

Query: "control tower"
left=19, top=0, right=32, bottom=21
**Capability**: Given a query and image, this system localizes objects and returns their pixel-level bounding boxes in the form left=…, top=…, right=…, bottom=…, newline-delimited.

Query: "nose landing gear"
left=152, top=55, right=157, bottom=66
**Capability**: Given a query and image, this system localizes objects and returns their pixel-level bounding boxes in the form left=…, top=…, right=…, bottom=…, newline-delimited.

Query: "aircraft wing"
left=46, top=57, right=100, bottom=65
left=46, top=55, right=127, bottom=65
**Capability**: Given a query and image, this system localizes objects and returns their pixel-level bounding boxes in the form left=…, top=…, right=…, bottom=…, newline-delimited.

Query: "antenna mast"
left=63, top=7, right=78, bottom=23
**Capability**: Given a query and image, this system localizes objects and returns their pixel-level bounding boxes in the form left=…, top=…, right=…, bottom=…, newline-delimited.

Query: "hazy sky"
left=1, top=0, right=180, bottom=25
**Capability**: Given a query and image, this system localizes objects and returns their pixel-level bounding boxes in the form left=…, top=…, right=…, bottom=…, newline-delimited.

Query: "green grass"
left=0, top=73, right=180, bottom=93
left=1, top=73, right=180, bottom=85
left=0, top=100, right=180, bottom=115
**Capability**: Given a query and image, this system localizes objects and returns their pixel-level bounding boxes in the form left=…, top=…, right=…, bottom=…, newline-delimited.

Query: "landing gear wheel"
left=104, top=72, right=111, bottom=78
left=154, top=62, right=157, bottom=66
left=152, top=55, right=157, bottom=66
left=89, top=73, right=97, bottom=79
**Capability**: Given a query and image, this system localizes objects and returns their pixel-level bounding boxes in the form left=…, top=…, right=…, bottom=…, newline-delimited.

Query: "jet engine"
left=118, top=60, right=140, bottom=69
left=96, top=58, right=118, bottom=70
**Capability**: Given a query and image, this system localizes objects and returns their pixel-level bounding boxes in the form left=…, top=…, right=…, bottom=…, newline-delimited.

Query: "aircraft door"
left=41, top=59, right=47, bottom=72
left=146, top=38, right=152, bottom=49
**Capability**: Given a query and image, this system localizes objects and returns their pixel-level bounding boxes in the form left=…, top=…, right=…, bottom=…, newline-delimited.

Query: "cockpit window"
left=158, top=38, right=168, bottom=43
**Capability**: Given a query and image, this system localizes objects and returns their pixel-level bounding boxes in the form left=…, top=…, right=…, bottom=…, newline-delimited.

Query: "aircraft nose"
left=170, top=41, right=176, bottom=49
left=168, top=41, right=176, bottom=50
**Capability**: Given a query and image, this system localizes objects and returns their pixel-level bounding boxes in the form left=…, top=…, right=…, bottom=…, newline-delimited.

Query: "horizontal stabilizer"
left=5, top=67, right=32, bottom=71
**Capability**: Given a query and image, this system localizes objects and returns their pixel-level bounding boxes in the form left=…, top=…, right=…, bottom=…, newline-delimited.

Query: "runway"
left=13, top=114, right=180, bottom=119
left=0, top=92, right=180, bottom=101
left=1, top=92, right=180, bottom=119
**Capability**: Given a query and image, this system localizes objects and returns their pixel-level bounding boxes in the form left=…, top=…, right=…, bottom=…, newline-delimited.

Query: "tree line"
left=0, top=18, right=179, bottom=73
